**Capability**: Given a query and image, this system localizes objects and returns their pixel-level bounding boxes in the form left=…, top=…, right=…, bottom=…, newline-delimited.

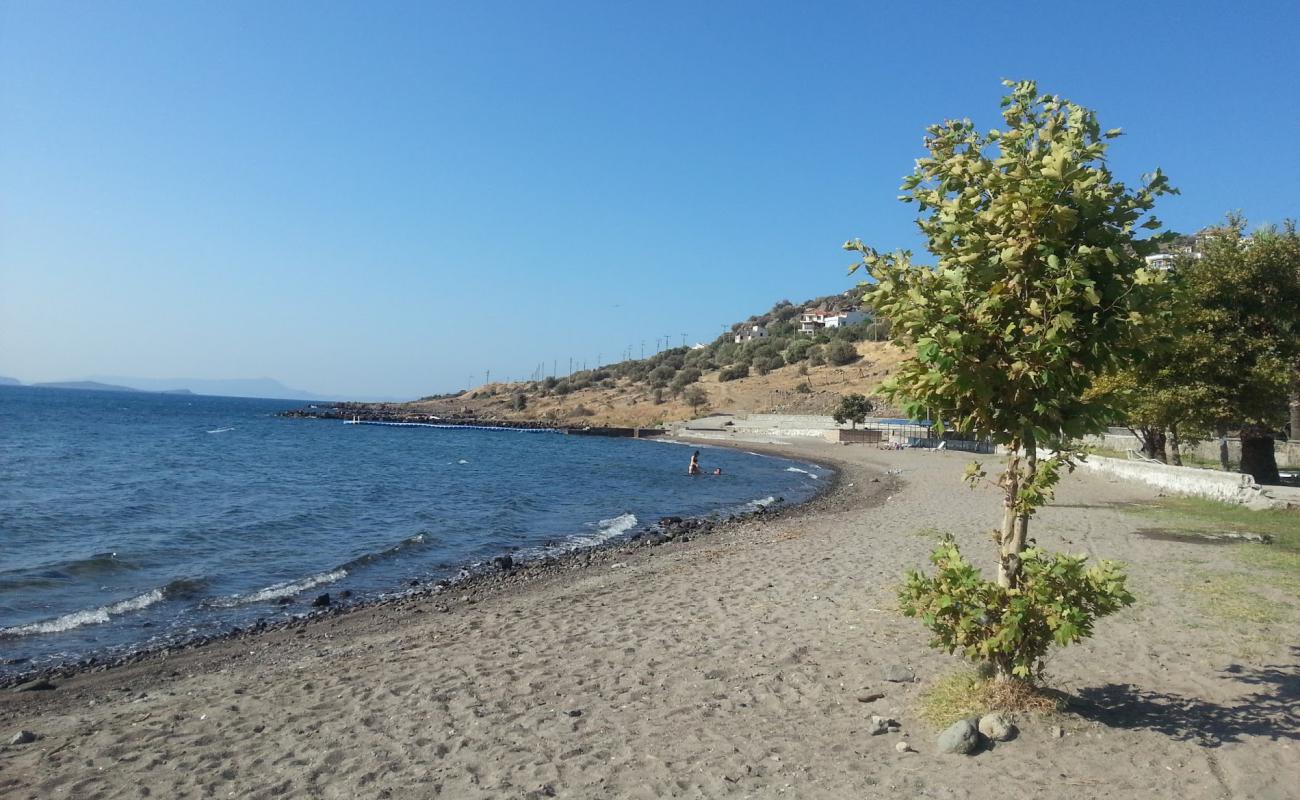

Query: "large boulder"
left=978, top=712, right=1017, bottom=742
left=936, top=719, right=981, bottom=755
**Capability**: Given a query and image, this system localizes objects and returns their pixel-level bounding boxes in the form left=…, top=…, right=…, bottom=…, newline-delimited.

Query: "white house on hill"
left=734, top=324, right=768, bottom=344
left=799, top=307, right=869, bottom=334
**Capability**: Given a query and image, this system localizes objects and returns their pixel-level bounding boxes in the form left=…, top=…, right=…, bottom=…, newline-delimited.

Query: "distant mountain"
left=89, top=376, right=347, bottom=401
left=33, top=381, right=141, bottom=392
left=0, top=376, right=21, bottom=386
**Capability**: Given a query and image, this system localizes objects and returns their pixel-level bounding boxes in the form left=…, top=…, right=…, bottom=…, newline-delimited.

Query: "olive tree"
left=832, top=393, right=874, bottom=429
left=847, top=80, right=1171, bottom=679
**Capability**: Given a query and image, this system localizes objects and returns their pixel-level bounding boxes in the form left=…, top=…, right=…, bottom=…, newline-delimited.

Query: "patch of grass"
left=1128, top=497, right=1300, bottom=587
left=1181, top=571, right=1292, bottom=625
left=917, top=669, right=1063, bottom=728
left=1131, top=498, right=1300, bottom=652
left=911, top=526, right=946, bottom=539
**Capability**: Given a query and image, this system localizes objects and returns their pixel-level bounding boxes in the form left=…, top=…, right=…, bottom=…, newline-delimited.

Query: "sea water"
left=0, top=386, right=827, bottom=675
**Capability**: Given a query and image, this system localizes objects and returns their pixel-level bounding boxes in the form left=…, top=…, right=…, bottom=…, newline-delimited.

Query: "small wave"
left=554, top=512, right=639, bottom=551
left=206, top=569, right=347, bottom=608
left=206, top=427, right=235, bottom=434
left=457, top=459, right=469, bottom=464
left=0, top=552, right=139, bottom=588
left=338, top=533, right=430, bottom=572
left=0, top=577, right=204, bottom=637
left=748, top=496, right=778, bottom=510
left=785, top=467, right=818, bottom=479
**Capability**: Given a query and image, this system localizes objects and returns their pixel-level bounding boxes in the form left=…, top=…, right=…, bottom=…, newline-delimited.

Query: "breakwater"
left=280, top=404, right=667, bottom=438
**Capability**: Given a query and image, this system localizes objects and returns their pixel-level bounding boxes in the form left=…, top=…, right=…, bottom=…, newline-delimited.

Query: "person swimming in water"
left=688, top=450, right=702, bottom=475
left=713, top=467, right=722, bottom=475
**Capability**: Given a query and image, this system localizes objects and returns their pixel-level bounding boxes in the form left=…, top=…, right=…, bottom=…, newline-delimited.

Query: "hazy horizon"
left=3, top=2, right=1297, bottom=398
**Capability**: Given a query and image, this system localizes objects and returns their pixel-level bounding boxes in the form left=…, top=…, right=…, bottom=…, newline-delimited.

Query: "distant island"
left=0, top=376, right=346, bottom=401
left=31, top=380, right=147, bottom=393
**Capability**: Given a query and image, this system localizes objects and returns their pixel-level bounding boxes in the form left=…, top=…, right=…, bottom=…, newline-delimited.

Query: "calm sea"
left=0, top=386, right=826, bottom=675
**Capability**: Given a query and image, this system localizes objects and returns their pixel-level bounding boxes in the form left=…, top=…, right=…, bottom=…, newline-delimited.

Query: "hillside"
left=399, top=339, right=908, bottom=429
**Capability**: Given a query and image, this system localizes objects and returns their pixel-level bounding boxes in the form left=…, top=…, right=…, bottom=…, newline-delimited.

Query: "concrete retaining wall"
left=1075, top=454, right=1291, bottom=508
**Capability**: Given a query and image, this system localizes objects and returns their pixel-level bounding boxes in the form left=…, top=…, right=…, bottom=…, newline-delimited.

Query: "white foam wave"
left=748, top=496, right=778, bottom=509
left=209, top=569, right=347, bottom=607
left=206, top=427, right=235, bottom=434
left=785, top=467, right=818, bottom=478
left=2, top=588, right=165, bottom=637
left=561, top=513, right=639, bottom=550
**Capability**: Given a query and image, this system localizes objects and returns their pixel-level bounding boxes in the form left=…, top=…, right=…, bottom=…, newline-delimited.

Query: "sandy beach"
left=2, top=438, right=1297, bottom=799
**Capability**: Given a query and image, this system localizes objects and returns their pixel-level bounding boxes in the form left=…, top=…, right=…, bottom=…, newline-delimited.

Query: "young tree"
left=832, top=393, right=874, bottom=429
left=848, top=80, right=1169, bottom=680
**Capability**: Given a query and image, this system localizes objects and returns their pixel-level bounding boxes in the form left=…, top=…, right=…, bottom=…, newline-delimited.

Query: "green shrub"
left=899, top=536, right=1134, bottom=681
left=512, top=392, right=527, bottom=411
left=827, top=339, right=859, bottom=365
left=785, top=339, right=812, bottom=362
left=795, top=381, right=812, bottom=394
left=683, top=385, right=709, bottom=412
left=671, top=367, right=703, bottom=392
left=807, top=345, right=826, bottom=366
left=649, top=364, right=676, bottom=387
left=718, top=364, right=749, bottom=382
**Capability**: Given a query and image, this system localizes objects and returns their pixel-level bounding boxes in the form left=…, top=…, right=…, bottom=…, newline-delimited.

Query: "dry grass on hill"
left=403, top=341, right=910, bottom=428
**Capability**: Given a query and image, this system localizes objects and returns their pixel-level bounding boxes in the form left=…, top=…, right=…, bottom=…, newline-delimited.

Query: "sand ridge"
left=1, top=440, right=1297, bottom=798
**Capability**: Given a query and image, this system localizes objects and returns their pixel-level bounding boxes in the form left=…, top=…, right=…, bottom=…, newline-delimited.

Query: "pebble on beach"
left=9, top=730, right=37, bottom=745
left=882, top=665, right=915, bottom=683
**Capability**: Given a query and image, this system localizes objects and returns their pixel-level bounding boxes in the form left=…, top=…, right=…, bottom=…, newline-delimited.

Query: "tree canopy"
left=832, top=393, right=874, bottom=429
left=847, top=79, right=1175, bottom=448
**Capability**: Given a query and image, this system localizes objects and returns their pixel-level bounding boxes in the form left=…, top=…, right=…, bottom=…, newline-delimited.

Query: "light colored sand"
left=2, top=440, right=1297, bottom=799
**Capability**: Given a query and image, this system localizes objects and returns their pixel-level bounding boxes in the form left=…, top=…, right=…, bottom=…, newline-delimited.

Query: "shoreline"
left=0, top=437, right=854, bottom=691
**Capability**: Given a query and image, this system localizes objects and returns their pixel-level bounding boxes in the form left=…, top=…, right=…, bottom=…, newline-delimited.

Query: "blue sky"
left=3, top=1, right=1297, bottom=399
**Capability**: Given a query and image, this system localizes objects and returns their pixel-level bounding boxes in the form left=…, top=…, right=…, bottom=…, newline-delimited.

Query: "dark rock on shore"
left=312, top=593, right=331, bottom=608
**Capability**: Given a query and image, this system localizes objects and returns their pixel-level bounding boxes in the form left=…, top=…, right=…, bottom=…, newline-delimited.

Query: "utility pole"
left=680, top=333, right=687, bottom=347
left=640, top=341, right=645, bottom=359
left=485, top=370, right=490, bottom=385
left=568, top=357, right=573, bottom=377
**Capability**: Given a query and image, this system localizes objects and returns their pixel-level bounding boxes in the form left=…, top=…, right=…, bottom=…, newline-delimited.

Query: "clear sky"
left=3, top=1, right=1297, bottom=399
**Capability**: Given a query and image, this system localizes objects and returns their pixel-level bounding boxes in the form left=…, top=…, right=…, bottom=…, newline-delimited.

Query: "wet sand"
left=2, top=439, right=1297, bottom=799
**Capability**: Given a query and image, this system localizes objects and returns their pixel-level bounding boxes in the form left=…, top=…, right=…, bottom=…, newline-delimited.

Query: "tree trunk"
left=1217, top=424, right=1231, bottom=470
left=997, top=435, right=1036, bottom=592
left=996, top=447, right=1022, bottom=590
left=1290, top=390, right=1299, bottom=442
left=1137, top=427, right=1158, bottom=460
left=1151, top=429, right=1168, bottom=463
left=1239, top=426, right=1281, bottom=485
left=1168, top=423, right=1183, bottom=467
